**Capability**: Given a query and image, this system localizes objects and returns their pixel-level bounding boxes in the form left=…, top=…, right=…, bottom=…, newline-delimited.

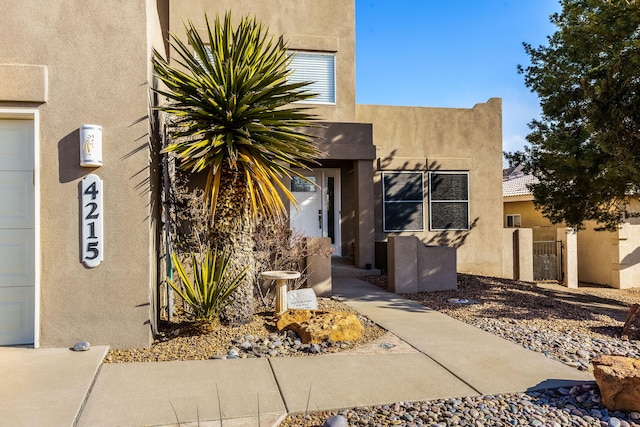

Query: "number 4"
left=84, top=181, right=99, bottom=200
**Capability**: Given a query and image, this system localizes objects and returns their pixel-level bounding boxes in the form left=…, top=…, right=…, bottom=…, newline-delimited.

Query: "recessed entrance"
left=0, top=114, right=36, bottom=346
left=289, top=168, right=341, bottom=256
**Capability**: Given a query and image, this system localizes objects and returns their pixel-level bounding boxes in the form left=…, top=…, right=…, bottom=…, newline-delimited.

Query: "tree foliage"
left=507, top=0, right=640, bottom=230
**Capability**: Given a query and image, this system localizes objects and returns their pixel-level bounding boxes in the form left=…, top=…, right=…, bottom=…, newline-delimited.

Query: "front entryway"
left=0, top=116, right=36, bottom=345
left=289, top=168, right=341, bottom=256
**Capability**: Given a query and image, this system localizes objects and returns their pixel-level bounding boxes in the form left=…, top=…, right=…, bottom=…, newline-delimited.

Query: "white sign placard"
left=81, top=174, right=104, bottom=267
left=287, top=288, right=318, bottom=310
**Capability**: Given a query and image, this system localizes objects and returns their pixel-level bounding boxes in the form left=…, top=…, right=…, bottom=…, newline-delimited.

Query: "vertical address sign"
left=81, top=174, right=104, bottom=267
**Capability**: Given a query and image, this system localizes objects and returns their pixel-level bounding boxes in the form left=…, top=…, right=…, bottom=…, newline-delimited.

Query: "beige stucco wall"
left=168, top=0, right=356, bottom=123
left=577, top=224, right=617, bottom=287
left=356, top=99, right=504, bottom=277
left=578, top=220, right=640, bottom=289
left=616, top=222, right=640, bottom=288
left=0, top=1, right=162, bottom=348
left=502, top=228, right=533, bottom=281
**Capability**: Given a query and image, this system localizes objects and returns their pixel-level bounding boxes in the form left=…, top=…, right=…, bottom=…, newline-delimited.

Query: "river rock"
left=592, top=355, right=640, bottom=411
left=276, top=309, right=363, bottom=344
left=73, top=341, right=91, bottom=351
left=324, top=415, right=348, bottom=427
left=622, top=304, right=640, bottom=341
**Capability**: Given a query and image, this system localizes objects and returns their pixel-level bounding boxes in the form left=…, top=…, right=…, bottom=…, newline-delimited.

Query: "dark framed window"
left=382, top=172, right=424, bottom=232
left=429, top=172, right=469, bottom=230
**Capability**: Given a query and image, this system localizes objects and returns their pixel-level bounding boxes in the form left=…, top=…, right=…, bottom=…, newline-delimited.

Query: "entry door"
left=290, top=169, right=341, bottom=256
left=0, top=118, right=35, bottom=345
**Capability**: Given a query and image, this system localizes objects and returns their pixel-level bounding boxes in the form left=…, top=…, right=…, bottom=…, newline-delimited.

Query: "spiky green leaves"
left=167, top=248, right=247, bottom=322
left=153, top=13, right=322, bottom=219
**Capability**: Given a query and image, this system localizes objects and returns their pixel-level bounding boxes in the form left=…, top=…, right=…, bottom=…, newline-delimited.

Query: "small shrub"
left=167, top=247, right=247, bottom=323
left=253, top=215, right=333, bottom=307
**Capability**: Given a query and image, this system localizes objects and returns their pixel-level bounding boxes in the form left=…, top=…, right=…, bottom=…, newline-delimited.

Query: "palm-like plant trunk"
left=213, top=166, right=255, bottom=325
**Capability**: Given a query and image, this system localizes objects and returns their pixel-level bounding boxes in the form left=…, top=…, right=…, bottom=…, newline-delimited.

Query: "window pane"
left=431, top=202, right=469, bottom=230
left=430, top=173, right=468, bottom=201
left=288, top=53, right=335, bottom=104
left=384, top=202, right=424, bottom=231
left=291, top=176, right=316, bottom=192
left=383, top=173, right=423, bottom=201
left=514, top=215, right=521, bottom=227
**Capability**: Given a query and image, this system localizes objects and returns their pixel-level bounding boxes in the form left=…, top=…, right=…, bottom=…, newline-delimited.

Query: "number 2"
left=85, top=202, right=99, bottom=219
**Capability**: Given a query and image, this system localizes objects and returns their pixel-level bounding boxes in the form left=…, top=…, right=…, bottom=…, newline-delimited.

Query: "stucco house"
left=503, top=167, right=640, bottom=289
left=1, top=0, right=506, bottom=349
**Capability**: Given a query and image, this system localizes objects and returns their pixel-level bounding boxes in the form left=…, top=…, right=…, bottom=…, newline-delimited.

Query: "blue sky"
left=355, top=1, right=560, bottom=159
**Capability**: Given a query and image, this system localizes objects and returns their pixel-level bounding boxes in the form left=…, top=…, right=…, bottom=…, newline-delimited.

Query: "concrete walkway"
left=1, top=278, right=593, bottom=427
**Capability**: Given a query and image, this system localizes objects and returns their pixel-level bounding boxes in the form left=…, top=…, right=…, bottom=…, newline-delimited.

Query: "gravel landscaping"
left=104, top=297, right=385, bottom=363
left=280, top=274, right=640, bottom=427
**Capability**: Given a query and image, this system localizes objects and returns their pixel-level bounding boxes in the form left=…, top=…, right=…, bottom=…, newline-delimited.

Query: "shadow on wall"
left=620, top=245, right=640, bottom=270
left=58, top=129, right=86, bottom=183
left=425, top=217, right=480, bottom=249
left=377, top=150, right=437, bottom=233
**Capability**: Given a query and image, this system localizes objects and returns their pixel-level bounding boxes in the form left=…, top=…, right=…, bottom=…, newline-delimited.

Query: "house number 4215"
left=81, top=174, right=104, bottom=267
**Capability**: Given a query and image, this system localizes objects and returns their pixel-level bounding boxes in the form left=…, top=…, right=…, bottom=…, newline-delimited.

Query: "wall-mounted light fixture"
left=80, top=124, right=103, bottom=167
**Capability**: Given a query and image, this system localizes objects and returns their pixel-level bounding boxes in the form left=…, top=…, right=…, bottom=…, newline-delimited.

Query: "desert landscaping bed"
left=281, top=274, right=640, bottom=427
left=105, top=297, right=386, bottom=363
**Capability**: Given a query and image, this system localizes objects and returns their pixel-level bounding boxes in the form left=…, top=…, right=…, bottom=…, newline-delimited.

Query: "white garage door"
left=0, top=118, right=35, bottom=345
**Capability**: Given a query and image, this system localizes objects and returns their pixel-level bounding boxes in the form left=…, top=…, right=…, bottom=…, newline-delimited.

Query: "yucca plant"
left=167, top=248, right=247, bottom=323
left=153, top=13, right=321, bottom=324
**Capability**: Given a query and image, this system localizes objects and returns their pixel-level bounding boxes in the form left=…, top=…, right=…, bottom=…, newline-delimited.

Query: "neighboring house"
left=503, top=168, right=640, bottom=289
left=0, top=0, right=505, bottom=349
left=503, top=166, right=558, bottom=241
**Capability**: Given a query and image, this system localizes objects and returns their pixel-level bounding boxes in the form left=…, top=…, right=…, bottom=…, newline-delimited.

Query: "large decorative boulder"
left=622, top=304, right=640, bottom=341
left=592, top=355, right=640, bottom=411
left=276, top=310, right=363, bottom=344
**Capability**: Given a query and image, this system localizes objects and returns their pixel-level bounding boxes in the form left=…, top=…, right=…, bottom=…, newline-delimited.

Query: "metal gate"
left=533, top=241, right=564, bottom=281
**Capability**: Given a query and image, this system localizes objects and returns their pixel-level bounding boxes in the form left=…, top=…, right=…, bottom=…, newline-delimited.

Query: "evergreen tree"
left=507, top=0, right=640, bottom=230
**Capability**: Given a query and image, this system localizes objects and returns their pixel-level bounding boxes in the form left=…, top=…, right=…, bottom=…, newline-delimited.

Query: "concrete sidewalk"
left=0, top=345, right=107, bottom=426
left=2, top=278, right=593, bottom=427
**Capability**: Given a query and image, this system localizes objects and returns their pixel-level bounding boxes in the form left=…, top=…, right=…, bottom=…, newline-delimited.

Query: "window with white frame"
left=382, top=172, right=424, bottom=232
left=428, top=172, right=469, bottom=230
left=288, top=51, right=336, bottom=104
left=506, top=214, right=521, bottom=228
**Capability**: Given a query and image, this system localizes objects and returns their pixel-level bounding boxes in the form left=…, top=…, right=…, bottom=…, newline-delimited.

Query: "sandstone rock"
left=276, top=309, right=313, bottom=331
left=622, top=304, right=640, bottom=341
left=276, top=309, right=363, bottom=344
left=592, top=355, right=640, bottom=411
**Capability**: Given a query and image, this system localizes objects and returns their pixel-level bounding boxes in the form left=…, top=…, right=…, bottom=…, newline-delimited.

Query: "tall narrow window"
left=288, top=52, right=336, bottom=104
left=429, top=172, right=469, bottom=230
left=382, top=172, right=424, bottom=232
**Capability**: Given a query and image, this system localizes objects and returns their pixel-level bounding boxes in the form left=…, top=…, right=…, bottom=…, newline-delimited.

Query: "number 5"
left=85, top=242, right=99, bottom=260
